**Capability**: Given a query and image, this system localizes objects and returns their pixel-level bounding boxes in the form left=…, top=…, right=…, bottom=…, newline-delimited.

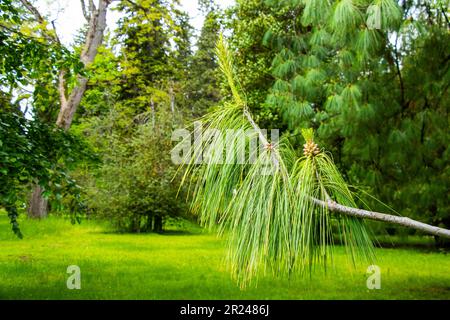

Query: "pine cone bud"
left=303, top=140, right=320, bottom=157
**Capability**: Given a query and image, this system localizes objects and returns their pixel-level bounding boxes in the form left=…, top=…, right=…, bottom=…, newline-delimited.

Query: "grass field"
left=0, top=214, right=449, bottom=300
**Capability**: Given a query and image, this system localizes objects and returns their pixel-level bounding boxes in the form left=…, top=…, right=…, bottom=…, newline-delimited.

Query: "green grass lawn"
left=0, top=214, right=449, bottom=300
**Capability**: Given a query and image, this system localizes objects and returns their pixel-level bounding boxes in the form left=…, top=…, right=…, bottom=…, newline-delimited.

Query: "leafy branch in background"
left=0, top=98, right=96, bottom=237
left=178, top=35, right=450, bottom=287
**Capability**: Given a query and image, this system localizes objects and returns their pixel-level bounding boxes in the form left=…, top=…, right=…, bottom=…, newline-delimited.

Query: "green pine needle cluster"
left=178, top=36, right=375, bottom=287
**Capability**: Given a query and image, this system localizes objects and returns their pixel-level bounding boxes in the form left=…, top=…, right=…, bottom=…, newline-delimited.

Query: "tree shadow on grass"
left=373, top=240, right=449, bottom=252
left=94, top=229, right=205, bottom=236
left=333, top=236, right=449, bottom=252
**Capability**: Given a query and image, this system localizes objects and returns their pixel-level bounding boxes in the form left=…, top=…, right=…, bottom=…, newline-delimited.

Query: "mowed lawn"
left=0, top=214, right=449, bottom=300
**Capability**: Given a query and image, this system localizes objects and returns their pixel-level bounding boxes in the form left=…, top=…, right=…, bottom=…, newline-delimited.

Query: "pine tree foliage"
left=263, top=0, right=403, bottom=129
left=115, top=0, right=193, bottom=115
left=186, top=8, right=222, bottom=117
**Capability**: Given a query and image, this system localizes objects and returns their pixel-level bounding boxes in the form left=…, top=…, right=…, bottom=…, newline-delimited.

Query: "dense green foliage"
left=179, top=37, right=376, bottom=286
left=0, top=97, right=90, bottom=236
left=0, top=0, right=84, bottom=121
left=0, top=0, right=223, bottom=233
left=225, top=0, right=282, bottom=128
left=81, top=108, right=186, bottom=232
left=0, top=0, right=93, bottom=233
left=114, top=0, right=183, bottom=113
left=186, top=9, right=222, bottom=116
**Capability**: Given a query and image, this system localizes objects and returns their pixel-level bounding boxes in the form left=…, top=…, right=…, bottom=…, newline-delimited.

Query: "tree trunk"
left=56, top=0, right=109, bottom=130
left=153, top=215, right=163, bottom=233
left=28, top=185, right=48, bottom=219
left=132, top=216, right=141, bottom=233
left=144, top=216, right=153, bottom=232
left=22, top=0, right=110, bottom=218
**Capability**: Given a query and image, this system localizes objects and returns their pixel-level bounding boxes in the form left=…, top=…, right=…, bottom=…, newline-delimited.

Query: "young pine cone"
left=303, top=140, right=320, bottom=157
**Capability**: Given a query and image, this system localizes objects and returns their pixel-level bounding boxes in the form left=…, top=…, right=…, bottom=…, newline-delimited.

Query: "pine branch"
left=315, top=199, right=450, bottom=238
left=213, top=34, right=450, bottom=240
left=243, top=107, right=280, bottom=171
left=242, top=91, right=450, bottom=239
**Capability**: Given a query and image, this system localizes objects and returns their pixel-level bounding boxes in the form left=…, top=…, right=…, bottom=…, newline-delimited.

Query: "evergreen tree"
left=186, top=6, right=222, bottom=116
left=226, top=0, right=297, bottom=129
left=115, top=0, right=174, bottom=116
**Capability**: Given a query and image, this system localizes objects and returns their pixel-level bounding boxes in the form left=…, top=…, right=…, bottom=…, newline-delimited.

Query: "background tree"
left=16, top=0, right=111, bottom=218
left=83, top=106, right=186, bottom=232
left=0, top=0, right=94, bottom=233
left=185, top=3, right=222, bottom=116
left=0, top=94, right=92, bottom=236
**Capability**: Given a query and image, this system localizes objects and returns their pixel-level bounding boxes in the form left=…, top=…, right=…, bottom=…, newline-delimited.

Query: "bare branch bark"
left=19, top=0, right=45, bottom=24
left=58, top=69, right=67, bottom=106
left=50, top=20, right=62, bottom=44
left=81, top=1, right=105, bottom=65
left=80, top=0, right=91, bottom=21
left=313, top=198, right=450, bottom=239
left=89, top=0, right=96, bottom=12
